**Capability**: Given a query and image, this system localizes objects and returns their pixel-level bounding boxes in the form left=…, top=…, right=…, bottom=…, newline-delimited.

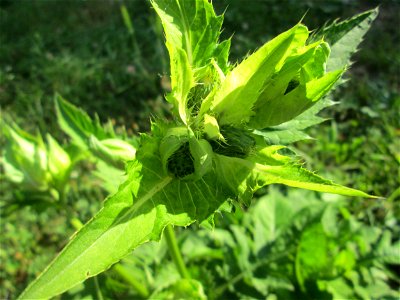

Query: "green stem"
left=119, top=4, right=149, bottom=77
left=93, top=276, right=104, bottom=300
left=164, top=225, right=190, bottom=279
left=113, top=264, right=149, bottom=298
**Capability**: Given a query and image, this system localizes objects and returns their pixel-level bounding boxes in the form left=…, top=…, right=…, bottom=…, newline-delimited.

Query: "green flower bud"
left=47, top=134, right=72, bottom=191
left=2, top=123, right=73, bottom=198
left=2, top=124, right=50, bottom=191
left=203, top=114, right=223, bottom=140
left=89, top=136, right=136, bottom=169
left=159, top=127, right=213, bottom=180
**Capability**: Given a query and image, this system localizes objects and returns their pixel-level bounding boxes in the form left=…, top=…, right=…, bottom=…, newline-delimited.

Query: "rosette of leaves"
left=1, top=122, right=72, bottom=201
left=19, top=1, right=377, bottom=298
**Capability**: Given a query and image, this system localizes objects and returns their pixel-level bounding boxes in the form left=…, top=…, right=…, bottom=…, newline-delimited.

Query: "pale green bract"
left=19, top=1, right=377, bottom=299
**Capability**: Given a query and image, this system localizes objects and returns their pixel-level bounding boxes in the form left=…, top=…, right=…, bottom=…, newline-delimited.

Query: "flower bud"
left=2, top=124, right=50, bottom=191
left=89, top=136, right=136, bottom=169
left=47, top=134, right=72, bottom=191
left=159, top=127, right=213, bottom=180
left=203, top=114, right=224, bottom=140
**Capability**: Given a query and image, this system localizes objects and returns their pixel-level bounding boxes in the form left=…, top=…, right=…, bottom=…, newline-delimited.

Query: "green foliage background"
left=1, top=0, right=399, bottom=299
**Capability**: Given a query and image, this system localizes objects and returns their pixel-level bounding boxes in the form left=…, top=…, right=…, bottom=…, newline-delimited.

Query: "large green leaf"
left=165, top=46, right=194, bottom=124
left=214, top=146, right=372, bottom=206
left=253, top=98, right=335, bottom=145
left=152, top=0, right=230, bottom=124
left=18, top=133, right=229, bottom=299
left=253, top=9, right=378, bottom=144
left=310, top=8, right=379, bottom=72
left=151, top=0, right=226, bottom=68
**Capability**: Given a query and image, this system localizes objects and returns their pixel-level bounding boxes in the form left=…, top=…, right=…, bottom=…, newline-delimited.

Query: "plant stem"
left=164, top=224, right=190, bottom=279
left=93, top=276, right=104, bottom=300
left=113, top=264, right=149, bottom=298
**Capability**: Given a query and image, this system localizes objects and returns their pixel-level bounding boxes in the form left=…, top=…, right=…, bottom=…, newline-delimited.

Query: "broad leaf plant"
left=15, top=1, right=378, bottom=298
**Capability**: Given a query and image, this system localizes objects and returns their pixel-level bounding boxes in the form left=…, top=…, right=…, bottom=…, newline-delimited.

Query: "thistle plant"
left=18, top=1, right=378, bottom=298
left=2, top=122, right=71, bottom=200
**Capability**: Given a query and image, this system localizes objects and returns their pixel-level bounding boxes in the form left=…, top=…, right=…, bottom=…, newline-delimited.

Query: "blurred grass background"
left=1, top=0, right=399, bottom=298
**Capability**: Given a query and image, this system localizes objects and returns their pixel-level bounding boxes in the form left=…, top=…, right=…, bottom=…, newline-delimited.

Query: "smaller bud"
left=46, top=134, right=72, bottom=191
left=203, top=114, right=224, bottom=140
left=89, top=136, right=136, bottom=169
left=2, top=124, right=50, bottom=191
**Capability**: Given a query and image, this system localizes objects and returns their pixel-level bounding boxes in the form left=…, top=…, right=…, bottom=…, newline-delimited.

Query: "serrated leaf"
left=254, top=128, right=312, bottom=145
left=55, top=95, right=114, bottom=149
left=249, top=68, right=344, bottom=128
left=152, top=0, right=229, bottom=124
left=254, top=9, right=378, bottom=144
left=151, top=0, right=227, bottom=68
left=310, top=8, right=379, bottom=72
left=253, top=98, right=335, bottom=145
left=18, top=134, right=230, bottom=299
left=213, top=39, right=231, bottom=73
left=250, top=41, right=328, bottom=113
left=165, top=47, right=194, bottom=124
left=214, top=146, right=372, bottom=206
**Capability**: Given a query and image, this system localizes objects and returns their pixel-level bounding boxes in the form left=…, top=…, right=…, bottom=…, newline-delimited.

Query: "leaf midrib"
left=21, top=175, right=173, bottom=298
left=176, top=0, right=192, bottom=64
